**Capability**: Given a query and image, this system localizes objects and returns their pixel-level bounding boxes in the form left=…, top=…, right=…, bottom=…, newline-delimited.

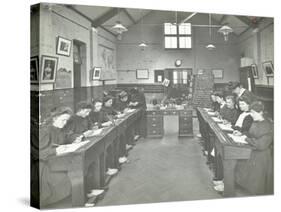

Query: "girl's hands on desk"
left=233, top=130, right=242, bottom=136
left=73, top=135, right=83, bottom=143
left=102, top=121, right=112, bottom=127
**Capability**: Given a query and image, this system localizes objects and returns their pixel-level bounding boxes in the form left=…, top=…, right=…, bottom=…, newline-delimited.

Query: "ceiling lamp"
left=139, top=42, right=147, bottom=51
left=205, top=14, right=216, bottom=50
left=206, top=44, right=216, bottom=50
left=218, top=25, right=233, bottom=41
left=111, top=21, right=128, bottom=34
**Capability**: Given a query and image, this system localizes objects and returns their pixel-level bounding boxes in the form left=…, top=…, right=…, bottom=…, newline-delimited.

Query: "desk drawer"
left=147, top=128, right=163, bottom=135
left=179, top=116, right=191, bottom=122
left=147, top=122, right=163, bottom=128
left=147, top=116, right=163, bottom=123
left=180, top=110, right=192, bottom=116
left=146, top=110, right=161, bottom=115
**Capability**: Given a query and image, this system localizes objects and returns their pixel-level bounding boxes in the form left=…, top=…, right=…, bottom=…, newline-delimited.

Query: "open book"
left=212, top=117, right=223, bottom=123
left=228, top=133, right=248, bottom=144
left=83, top=129, right=103, bottom=138
left=56, top=140, right=91, bottom=155
left=207, top=111, right=216, bottom=116
left=218, top=123, right=233, bottom=132
left=204, top=108, right=212, bottom=112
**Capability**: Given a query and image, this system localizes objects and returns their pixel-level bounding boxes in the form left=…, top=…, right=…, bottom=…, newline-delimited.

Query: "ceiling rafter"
left=122, top=8, right=136, bottom=24
left=92, top=8, right=120, bottom=27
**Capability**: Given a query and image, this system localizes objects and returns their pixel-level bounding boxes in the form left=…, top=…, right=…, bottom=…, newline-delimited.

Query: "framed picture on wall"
left=91, top=67, right=102, bottom=80
left=136, top=69, right=149, bottom=79
left=212, top=69, right=224, bottom=79
left=40, top=55, right=58, bottom=83
left=262, top=61, right=274, bottom=77
left=56, top=36, right=72, bottom=57
left=30, top=56, right=39, bottom=84
left=251, top=64, right=259, bottom=79
left=154, top=70, right=164, bottom=83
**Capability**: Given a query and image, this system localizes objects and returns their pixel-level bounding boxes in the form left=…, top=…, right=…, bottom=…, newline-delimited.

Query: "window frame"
left=164, top=23, right=192, bottom=50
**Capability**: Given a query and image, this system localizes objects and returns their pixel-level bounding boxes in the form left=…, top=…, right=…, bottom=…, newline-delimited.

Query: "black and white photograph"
left=40, top=55, right=58, bottom=83
left=92, top=67, right=102, bottom=80
left=28, top=1, right=275, bottom=211
left=30, top=56, right=39, bottom=83
left=262, top=61, right=274, bottom=77
left=56, top=36, right=72, bottom=56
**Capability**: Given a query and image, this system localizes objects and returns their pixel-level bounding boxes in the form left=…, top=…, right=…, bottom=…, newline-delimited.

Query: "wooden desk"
left=47, top=109, right=142, bottom=207
left=197, top=108, right=252, bottom=197
left=146, top=108, right=193, bottom=138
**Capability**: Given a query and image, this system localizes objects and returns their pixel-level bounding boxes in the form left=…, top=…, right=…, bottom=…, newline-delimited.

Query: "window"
left=172, top=70, right=189, bottom=85
left=164, top=23, right=192, bottom=49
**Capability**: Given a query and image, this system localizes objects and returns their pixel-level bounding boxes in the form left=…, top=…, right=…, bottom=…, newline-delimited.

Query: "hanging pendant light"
left=111, top=8, right=128, bottom=34
left=139, top=10, right=147, bottom=50
left=218, top=25, right=233, bottom=41
left=206, top=14, right=216, bottom=50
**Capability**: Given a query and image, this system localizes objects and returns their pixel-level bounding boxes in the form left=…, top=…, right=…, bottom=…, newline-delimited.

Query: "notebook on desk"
left=212, top=117, right=223, bottom=123
left=228, top=134, right=248, bottom=144
left=218, top=123, right=234, bottom=132
left=56, top=140, right=91, bottom=156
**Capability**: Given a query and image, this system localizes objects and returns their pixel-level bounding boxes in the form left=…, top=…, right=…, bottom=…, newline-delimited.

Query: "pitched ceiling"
left=68, top=4, right=263, bottom=36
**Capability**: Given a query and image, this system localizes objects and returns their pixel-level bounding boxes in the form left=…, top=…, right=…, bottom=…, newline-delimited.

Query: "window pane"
left=173, top=71, right=178, bottom=79
left=182, top=71, right=188, bottom=79
left=179, top=23, right=191, bottom=35
left=179, top=37, right=192, bottom=48
left=173, top=79, right=178, bottom=84
left=183, top=79, right=188, bottom=84
left=164, top=23, right=177, bottom=35
left=165, top=37, right=177, bottom=48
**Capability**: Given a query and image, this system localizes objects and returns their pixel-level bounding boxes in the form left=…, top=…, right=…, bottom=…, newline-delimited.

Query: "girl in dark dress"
left=69, top=101, right=92, bottom=142
left=39, top=107, right=74, bottom=207
left=90, top=99, right=112, bottom=128
left=232, top=96, right=254, bottom=135
left=102, top=95, right=118, bottom=117
left=235, top=101, right=273, bottom=195
left=114, top=91, right=130, bottom=113
left=220, top=95, right=239, bottom=125
left=210, top=92, right=220, bottom=112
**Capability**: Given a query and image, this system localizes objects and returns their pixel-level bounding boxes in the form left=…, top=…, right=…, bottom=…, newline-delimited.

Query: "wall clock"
left=175, top=59, right=182, bottom=67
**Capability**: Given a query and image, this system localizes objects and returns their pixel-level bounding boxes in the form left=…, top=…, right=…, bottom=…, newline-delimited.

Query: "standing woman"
left=39, top=106, right=75, bottom=207
left=235, top=101, right=273, bottom=195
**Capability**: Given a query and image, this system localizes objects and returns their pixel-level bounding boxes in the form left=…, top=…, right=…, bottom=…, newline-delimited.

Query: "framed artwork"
left=91, top=67, right=102, bottom=80
left=262, top=61, right=274, bottom=77
left=56, top=36, right=72, bottom=56
left=136, top=69, right=149, bottom=79
left=212, top=69, right=224, bottom=79
left=251, top=64, right=259, bottom=79
left=30, top=56, right=39, bottom=84
left=40, top=55, right=58, bottom=83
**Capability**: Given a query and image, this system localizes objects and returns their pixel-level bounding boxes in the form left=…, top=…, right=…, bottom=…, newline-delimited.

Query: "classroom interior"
left=30, top=3, right=274, bottom=209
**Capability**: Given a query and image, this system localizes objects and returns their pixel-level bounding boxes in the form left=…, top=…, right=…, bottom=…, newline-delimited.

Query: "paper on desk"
left=212, top=117, right=223, bottom=123
left=208, top=111, right=216, bottom=116
left=126, top=108, right=136, bottom=113
left=218, top=123, right=233, bottom=132
left=228, top=134, right=248, bottom=144
left=204, top=108, right=212, bottom=112
left=116, top=113, right=125, bottom=119
left=84, top=129, right=103, bottom=137
left=56, top=140, right=90, bottom=155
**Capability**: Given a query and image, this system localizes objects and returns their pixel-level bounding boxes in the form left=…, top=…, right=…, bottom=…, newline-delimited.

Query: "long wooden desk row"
left=46, top=109, right=142, bottom=207
left=146, top=107, right=193, bottom=137
left=196, top=108, right=252, bottom=197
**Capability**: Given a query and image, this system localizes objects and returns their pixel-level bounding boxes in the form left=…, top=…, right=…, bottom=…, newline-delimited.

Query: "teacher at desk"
left=38, top=106, right=75, bottom=207
left=235, top=101, right=273, bottom=195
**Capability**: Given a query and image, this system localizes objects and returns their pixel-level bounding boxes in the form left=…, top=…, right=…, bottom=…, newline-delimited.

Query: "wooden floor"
left=97, top=116, right=221, bottom=207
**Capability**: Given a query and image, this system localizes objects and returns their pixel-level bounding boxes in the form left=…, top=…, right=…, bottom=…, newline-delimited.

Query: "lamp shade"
left=111, top=21, right=128, bottom=34
left=218, top=25, right=233, bottom=41
left=205, top=44, right=216, bottom=50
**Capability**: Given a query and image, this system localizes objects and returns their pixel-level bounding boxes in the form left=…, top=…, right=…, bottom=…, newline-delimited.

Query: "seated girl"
left=90, top=99, right=112, bottom=128
left=235, top=101, right=273, bottom=195
left=102, top=95, right=118, bottom=117
left=220, top=95, right=239, bottom=125
left=39, top=106, right=74, bottom=206
left=210, top=92, right=220, bottom=112
left=114, top=91, right=130, bottom=113
left=232, top=96, right=254, bottom=135
left=69, top=101, right=92, bottom=142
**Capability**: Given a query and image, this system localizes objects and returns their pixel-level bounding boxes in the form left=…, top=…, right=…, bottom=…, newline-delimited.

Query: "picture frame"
left=212, top=69, right=224, bottom=79
left=56, top=36, right=72, bottom=56
left=251, top=64, right=259, bottom=79
left=91, top=67, right=102, bottom=80
left=136, top=69, right=149, bottom=79
left=30, top=56, right=39, bottom=84
left=262, top=61, right=274, bottom=77
left=40, top=55, right=58, bottom=83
